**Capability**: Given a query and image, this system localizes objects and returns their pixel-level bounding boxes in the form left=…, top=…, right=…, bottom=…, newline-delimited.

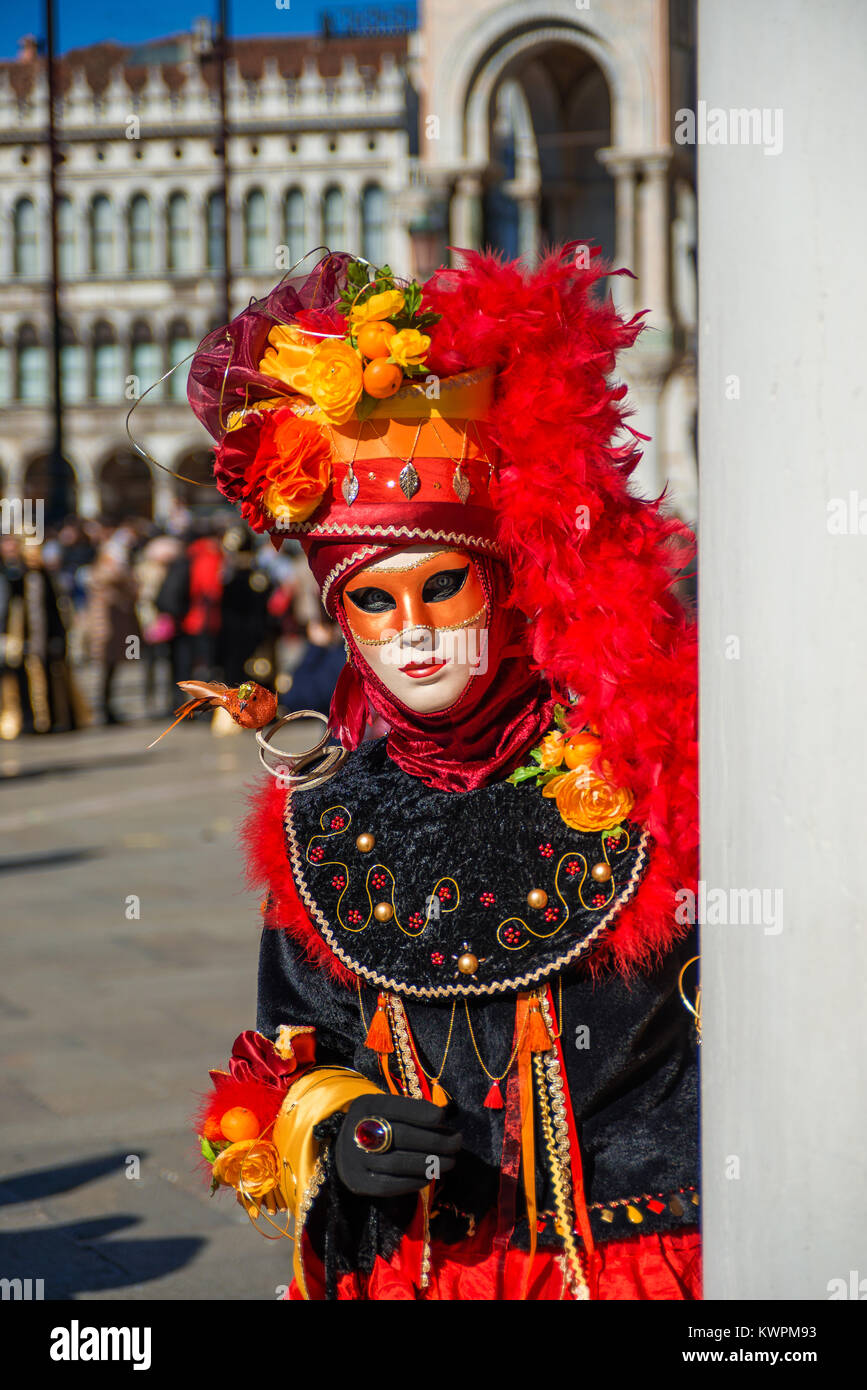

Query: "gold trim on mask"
left=348, top=605, right=487, bottom=647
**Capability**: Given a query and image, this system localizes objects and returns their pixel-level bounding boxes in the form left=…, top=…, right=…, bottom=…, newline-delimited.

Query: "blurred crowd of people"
left=0, top=509, right=346, bottom=739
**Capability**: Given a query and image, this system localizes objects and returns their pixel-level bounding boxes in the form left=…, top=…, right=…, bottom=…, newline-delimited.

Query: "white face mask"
left=341, top=544, right=490, bottom=714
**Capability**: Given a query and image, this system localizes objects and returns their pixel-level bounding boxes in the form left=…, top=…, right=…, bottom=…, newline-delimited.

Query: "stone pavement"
left=0, top=717, right=296, bottom=1301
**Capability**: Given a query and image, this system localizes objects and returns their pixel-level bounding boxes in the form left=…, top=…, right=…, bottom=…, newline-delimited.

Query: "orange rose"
left=258, top=324, right=318, bottom=393
left=255, top=411, right=333, bottom=525
left=542, top=766, right=634, bottom=832
left=538, top=731, right=566, bottom=769
left=212, top=1139, right=281, bottom=1200
left=295, top=340, right=364, bottom=424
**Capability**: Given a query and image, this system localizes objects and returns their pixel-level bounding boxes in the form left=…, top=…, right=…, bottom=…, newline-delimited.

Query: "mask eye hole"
left=421, top=565, right=470, bottom=603
left=345, top=586, right=397, bottom=614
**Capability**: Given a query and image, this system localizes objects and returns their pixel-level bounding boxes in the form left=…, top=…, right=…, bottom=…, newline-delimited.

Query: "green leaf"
left=209, top=1176, right=220, bottom=1196
left=355, top=391, right=380, bottom=422
left=606, top=824, right=626, bottom=840
left=200, top=1136, right=217, bottom=1163
left=553, top=703, right=567, bottom=731
left=507, top=764, right=540, bottom=785
left=537, top=769, right=564, bottom=787
left=529, top=746, right=544, bottom=764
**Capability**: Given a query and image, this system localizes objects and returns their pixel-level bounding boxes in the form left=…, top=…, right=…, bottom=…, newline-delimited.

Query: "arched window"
left=167, top=192, right=192, bottom=273
left=59, top=321, right=86, bottom=403
left=284, top=188, right=306, bottom=267
left=322, top=186, right=345, bottom=249
left=130, top=320, right=163, bottom=403
left=361, top=184, right=386, bottom=266
left=89, top=195, right=114, bottom=273
left=243, top=188, right=269, bottom=270
left=206, top=191, right=225, bottom=270
left=13, top=198, right=39, bottom=276
left=128, top=194, right=152, bottom=273
left=57, top=197, right=76, bottom=277
left=16, top=324, right=47, bottom=401
left=100, top=451, right=153, bottom=522
left=92, top=320, right=121, bottom=401
left=167, top=317, right=197, bottom=402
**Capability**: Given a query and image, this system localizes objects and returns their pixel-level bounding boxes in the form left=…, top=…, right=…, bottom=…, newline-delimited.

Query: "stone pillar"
left=450, top=172, right=484, bottom=259
left=515, top=190, right=540, bottom=266
left=699, top=0, right=867, bottom=1299
left=636, top=151, right=671, bottom=336
left=597, top=149, right=637, bottom=315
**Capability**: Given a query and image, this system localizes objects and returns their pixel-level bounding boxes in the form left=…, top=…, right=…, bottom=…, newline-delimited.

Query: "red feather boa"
left=241, top=778, right=355, bottom=986
left=242, top=246, right=697, bottom=981
left=423, top=247, right=698, bottom=976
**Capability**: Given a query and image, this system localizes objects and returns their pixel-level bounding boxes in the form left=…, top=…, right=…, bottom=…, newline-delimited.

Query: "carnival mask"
left=342, top=545, right=489, bottom=713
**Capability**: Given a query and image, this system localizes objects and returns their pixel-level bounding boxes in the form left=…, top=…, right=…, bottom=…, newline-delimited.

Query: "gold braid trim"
left=386, top=996, right=432, bottom=1288
left=534, top=1050, right=590, bottom=1301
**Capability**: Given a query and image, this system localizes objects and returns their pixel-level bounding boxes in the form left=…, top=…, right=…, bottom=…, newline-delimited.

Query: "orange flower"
left=349, top=288, right=405, bottom=330
left=295, top=340, right=364, bottom=424
left=542, top=765, right=634, bottom=833
left=538, top=731, right=566, bottom=769
left=255, top=410, right=333, bottom=525
left=212, top=1139, right=281, bottom=1200
left=258, top=324, right=318, bottom=393
left=563, top=733, right=602, bottom=769
left=388, top=328, right=430, bottom=370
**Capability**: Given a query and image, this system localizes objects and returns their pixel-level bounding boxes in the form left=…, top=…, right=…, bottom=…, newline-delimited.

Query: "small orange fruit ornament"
left=219, top=1106, right=260, bottom=1142
left=356, top=321, right=396, bottom=360
left=363, top=359, right=403, bottom=399
left=564, top=734, right=602, bottom=769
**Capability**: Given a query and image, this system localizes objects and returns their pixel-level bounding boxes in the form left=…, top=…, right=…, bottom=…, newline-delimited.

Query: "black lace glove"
left=335, top=1093, right=462, bottom=1197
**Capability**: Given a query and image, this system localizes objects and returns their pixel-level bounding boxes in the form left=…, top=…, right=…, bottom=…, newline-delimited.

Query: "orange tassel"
left=484, top=1081, right=504, bottom=1109
left=364, top=994, right=394, bottom=1054
left=527, top=999, right=552, bottom=1053
left=431, top=1082, right=449, bottom=1106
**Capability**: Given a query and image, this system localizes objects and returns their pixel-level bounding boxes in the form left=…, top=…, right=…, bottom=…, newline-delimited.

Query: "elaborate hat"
left=188, top=245, right=698, bottom=972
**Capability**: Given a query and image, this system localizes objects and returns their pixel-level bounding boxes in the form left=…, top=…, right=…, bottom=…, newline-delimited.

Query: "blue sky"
left=1, top=1, right=414, bottom=60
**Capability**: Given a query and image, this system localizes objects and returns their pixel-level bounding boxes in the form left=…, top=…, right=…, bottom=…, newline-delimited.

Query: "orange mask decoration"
left=342, top=547, right=489, bottom=714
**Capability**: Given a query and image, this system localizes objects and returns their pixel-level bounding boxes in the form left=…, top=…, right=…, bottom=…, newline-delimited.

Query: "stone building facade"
left=0, top=1, right=697, bottom=524
left=0, top=27, right=414, bottom=520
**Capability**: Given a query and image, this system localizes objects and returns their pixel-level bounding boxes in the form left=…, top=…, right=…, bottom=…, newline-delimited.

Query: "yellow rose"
left=258, top=324, right=318, bottom=392
left=538, top=731, right=566, bottom=769
left=389, top=328, right=430, bottom=370
left=212, top=1139, right=281, bottom=1201
left=542, top=766, right=634, bottom=833
left=295, top=340, right=364, bottom=424
left=349, top=289, right=405, bottom=330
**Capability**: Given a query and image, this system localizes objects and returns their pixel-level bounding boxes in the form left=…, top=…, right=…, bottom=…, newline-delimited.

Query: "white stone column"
left=699, top=0, right=867, bottom=1299
left=597, top=149, right=636, bottom=315
left=636, top=151, right=671, bottom=335
left=450, top=172, right=484, bottom=258
left=515, top=189, right=540, bottom=267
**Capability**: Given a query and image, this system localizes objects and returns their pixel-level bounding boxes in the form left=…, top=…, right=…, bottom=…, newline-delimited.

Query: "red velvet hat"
left=187, top=253, right=502, bottom=569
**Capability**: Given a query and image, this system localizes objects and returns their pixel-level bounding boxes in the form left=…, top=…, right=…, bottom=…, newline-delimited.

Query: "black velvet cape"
left=256, top=738, right=699, bottom=1273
